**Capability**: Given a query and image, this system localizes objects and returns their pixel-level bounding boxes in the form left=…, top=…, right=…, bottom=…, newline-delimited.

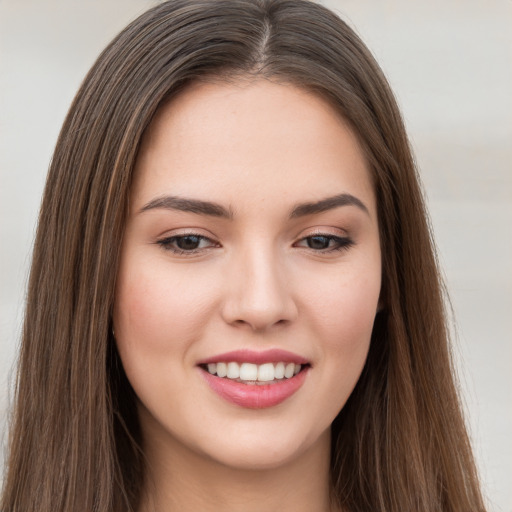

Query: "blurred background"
left=0, top=0, right=510, bottom=509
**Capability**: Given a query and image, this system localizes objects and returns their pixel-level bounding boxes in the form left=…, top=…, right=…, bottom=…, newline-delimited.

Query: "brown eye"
left=295, top=234, right=354, bottom=253
left=176, top=235, right=202, bottom=250
left=307, top=236, right=331, bottom=250
left=156, top=234, right=218, bottom=254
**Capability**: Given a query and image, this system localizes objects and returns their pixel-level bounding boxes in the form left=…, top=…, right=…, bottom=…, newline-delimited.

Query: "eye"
left=156, top=234, right=218, bottom=254
left=295, top=234, right=353, bottom=252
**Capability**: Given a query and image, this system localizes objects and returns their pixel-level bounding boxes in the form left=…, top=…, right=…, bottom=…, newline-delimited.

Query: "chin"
left=193, top=423, right=331, bottom=472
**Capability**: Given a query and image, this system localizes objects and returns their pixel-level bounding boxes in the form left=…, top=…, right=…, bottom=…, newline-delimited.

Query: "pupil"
left=308, top=236, right=329, bottom=249
left=177, top=235, right=200, bottom=250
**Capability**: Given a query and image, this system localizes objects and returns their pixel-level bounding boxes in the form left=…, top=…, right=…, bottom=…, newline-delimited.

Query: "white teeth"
left=227, top=362, right=240, bottom=379
left=274, top=362, right=285, bottom=379
left=257, top=363, right=275, bottom=382
left=205, top=361, right=304, bottom=382
left=216, top=362, right=227, bottom=378
left=239, top=363, right=258, bottom=381
left=284, top=362, right=295, bottom=379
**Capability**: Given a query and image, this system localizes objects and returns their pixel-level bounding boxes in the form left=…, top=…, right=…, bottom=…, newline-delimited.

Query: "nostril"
left=230, top=317, right=290, bottom=331
left=220, top=270, right=299, bottom=330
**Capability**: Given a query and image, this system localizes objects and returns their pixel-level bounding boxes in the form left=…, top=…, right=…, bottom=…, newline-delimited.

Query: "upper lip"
left=198, top=349, right=309, bottom=366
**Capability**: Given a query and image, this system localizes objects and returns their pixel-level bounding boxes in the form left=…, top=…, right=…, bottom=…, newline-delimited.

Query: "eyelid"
left=294, top=226, right=349, bottom=239
left=292, top=227, right=354, bottom=253
left=155, top=230, right=220, bottom=255
left=294, top=234, right=353, bottom=248
left=155, top=225, right=218, bottom=239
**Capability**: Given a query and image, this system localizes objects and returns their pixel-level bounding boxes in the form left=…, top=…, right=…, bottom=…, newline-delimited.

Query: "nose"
left=221, top=244, right=298, bottom=332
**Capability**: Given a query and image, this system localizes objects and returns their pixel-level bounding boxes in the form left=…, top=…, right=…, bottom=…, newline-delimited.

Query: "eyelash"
left=294, top=234, right=354, bottom=252
left=156, top=232, right=354, bottom=255
left=156, top=234, right=218, bottom=255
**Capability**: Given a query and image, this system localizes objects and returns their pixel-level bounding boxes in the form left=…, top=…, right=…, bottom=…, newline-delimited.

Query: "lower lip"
left=200, top=367, right=309, bottom=409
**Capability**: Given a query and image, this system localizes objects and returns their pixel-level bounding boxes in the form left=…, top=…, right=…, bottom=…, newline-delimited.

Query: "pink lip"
left=199, top=366, right=309, bottom=409
left=198, top=349, right=309, bottom=365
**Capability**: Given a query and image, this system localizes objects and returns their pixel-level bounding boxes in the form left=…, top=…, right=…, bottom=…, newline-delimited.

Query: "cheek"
left=306, top=267, right=380, bottom=337
left=297, top=257, right=381, bottom=384
left=113, top=256, right=215, bottom=358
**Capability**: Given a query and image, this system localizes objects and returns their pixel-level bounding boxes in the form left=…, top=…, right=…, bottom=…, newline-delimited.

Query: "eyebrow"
left=289, top=193, right=369, bottom=218
left=139, top=192, right=369, bottom=219
left=140, top=195, right=232, bottom=218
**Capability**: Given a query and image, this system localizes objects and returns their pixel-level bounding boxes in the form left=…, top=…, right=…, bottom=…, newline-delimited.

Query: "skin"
left=113, top=79, right=382, bottom=512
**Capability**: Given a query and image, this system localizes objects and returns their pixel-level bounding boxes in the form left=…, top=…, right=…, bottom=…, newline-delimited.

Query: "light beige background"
left=1, top=1, right=511, bottom=510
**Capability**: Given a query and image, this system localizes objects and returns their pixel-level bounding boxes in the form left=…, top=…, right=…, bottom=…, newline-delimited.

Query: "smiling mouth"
left=200, top=362, right=307, bottom=385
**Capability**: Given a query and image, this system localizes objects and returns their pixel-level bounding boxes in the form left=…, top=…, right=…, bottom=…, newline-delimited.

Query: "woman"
left=1, top=0, right=487, bottom=511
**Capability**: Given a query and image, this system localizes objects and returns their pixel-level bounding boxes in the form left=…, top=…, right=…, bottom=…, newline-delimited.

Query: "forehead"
left=132, top=79, right=376, bottom=219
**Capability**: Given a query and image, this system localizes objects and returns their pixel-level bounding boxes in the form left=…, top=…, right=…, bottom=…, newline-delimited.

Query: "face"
left=113, top=79, right=381, bottom=471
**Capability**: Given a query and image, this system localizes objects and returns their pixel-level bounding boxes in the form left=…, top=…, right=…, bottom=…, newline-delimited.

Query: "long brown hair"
left=1, top=1, right=486, bottom=510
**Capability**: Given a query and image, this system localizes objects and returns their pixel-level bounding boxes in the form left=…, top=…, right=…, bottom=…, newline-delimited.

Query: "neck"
left=139, top=421, right=338, bottom=512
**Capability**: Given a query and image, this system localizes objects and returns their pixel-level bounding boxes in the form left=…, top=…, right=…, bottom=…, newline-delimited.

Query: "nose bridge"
left=222, top=238, right=297, bottom=330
